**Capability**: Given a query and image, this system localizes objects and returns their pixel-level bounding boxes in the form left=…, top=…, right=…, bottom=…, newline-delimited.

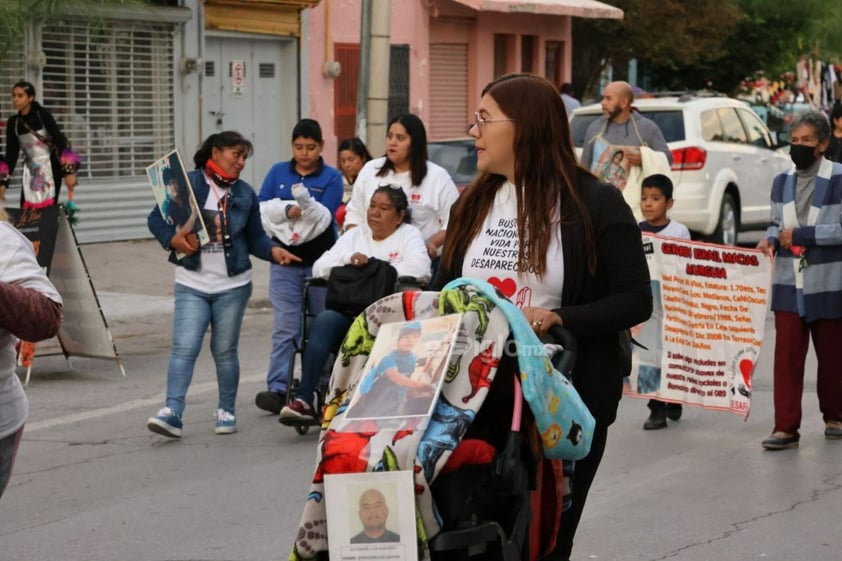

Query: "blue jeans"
left=295, top=310, right=353, bottom=405
left=266, top=264, right=325, bottom=392
left=165, top=282, right=252, bottom=416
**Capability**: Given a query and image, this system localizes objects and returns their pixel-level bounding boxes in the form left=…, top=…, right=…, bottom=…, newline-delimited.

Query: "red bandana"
left=205, top=159, right=237, bottom=188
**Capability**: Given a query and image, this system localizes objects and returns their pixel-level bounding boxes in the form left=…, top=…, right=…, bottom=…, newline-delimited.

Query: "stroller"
left=289, top=279, right=595, bottom=561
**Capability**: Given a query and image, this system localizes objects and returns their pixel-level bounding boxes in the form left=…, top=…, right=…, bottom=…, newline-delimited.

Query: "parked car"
left=427, top=138, right=477, bottom=192
left=570, top=95, right=793, bottom=244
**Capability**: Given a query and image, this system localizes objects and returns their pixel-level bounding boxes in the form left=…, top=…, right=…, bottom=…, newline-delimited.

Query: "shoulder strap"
left=19, top=111, right=55, bottom=149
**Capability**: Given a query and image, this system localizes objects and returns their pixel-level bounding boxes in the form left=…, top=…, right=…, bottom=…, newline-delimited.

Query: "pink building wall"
left=305, top=0, right=572, bottom=164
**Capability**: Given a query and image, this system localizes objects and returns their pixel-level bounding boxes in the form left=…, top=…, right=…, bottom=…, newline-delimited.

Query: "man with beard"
left=580, top=81, right=671, bottom=173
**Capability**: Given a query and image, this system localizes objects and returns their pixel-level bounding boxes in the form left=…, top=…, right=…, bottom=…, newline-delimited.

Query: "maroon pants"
left=773, top=312, right=842, bottom=435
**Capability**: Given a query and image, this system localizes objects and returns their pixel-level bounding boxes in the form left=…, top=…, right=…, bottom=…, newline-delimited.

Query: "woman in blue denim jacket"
left=146, top=131, right=299, bottom=438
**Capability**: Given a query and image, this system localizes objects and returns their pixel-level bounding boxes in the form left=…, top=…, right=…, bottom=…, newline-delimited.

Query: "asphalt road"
left=1, top=240, right=840, bottom=561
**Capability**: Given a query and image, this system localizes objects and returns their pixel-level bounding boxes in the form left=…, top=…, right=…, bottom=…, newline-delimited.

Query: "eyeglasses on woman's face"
left=468, top=111, right=514, bottom=134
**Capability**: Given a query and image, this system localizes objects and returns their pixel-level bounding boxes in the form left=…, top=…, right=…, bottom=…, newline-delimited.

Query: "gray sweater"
left=580, top=112, right=672, bottom=170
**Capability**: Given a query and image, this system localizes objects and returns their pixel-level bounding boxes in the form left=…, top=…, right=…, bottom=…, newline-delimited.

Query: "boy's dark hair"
left=642, top=173, right=674, bottom=199
left=560, top=82, right=575, bottom=96
left=291, top=118, right=324, bottom=143
left=831, top=102, right=842, bottom=123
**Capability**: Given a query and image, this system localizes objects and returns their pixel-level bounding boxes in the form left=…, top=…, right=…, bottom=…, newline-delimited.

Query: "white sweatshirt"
left=344, top=157, right=459, bottom=242
left=312, top=223, right=431, bottom=282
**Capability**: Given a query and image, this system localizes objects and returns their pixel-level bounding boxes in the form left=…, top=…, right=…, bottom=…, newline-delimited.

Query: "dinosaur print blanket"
left=290, top=281, right=594, bottom=561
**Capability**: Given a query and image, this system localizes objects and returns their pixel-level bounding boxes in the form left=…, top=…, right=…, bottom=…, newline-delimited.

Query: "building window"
left=388, top=44, right=410, bottom=120
left=40, top=19, right=175, bottom=179
left=545, top=41, right=564, bottom=88
left=521, top=35, right=536, bottom=73
left=333, top=43, right=410, bottom=140
left=494, top=34, right=513, bottom=78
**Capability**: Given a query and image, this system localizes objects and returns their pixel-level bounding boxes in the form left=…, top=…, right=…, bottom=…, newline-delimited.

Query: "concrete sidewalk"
left=77, top=238, right=274, bottom=322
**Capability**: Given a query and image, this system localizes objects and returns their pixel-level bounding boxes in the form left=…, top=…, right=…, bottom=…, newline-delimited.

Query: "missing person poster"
left=324, top=471, right=418, bottom=561
left=625, top=234, right=772, bottom=418
left=342, top=315, right=463, bottom=427
left=146, top=149, right=209, bottom=258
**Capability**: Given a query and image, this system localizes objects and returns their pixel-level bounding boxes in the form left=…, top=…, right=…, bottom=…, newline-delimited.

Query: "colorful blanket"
left=290, top=281, right=594, bottom=561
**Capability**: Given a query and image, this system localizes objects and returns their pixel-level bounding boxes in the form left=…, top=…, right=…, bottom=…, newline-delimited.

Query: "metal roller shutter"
left=40, top=19, right=176, bottom=244
left=429, top=43, right=468, bottom=140
left=0, top=48, right=27, bottom=189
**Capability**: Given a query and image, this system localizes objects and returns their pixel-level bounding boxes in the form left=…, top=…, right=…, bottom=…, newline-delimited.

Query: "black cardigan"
left=431, top=170, right=652, bottom=425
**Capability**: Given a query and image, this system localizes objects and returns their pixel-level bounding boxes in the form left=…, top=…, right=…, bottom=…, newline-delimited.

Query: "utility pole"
left=364, top=0, right=391, bottom=156
left=355, top=0, right=371, bottom=144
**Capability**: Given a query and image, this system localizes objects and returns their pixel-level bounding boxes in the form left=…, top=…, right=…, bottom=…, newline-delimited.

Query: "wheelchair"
left=278, top=274, right=426, bottom=435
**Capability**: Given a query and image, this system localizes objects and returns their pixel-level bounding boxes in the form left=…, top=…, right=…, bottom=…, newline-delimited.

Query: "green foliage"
left=572, top=0, right=842, bottom=97
left=0, top=0, right=150, bottom=52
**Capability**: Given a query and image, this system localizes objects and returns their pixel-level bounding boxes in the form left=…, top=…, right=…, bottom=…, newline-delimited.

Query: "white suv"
left=570, top=95, right=793, bottom=244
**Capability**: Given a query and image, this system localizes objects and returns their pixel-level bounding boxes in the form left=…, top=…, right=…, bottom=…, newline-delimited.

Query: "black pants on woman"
left=545, top=423, right=609, bottom=561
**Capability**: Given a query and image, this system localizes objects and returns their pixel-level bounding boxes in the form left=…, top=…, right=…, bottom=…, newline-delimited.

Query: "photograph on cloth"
left=324, top=471, right=418, bottom=561
left=146, top=149, right=209, bottom=258
left=593, top=143, right=640, bottom=191
left=343, top=314, right=464, bottom=424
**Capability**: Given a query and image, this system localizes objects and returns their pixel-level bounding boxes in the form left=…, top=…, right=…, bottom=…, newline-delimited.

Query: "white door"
left=203, top=36, right=298, bottom=189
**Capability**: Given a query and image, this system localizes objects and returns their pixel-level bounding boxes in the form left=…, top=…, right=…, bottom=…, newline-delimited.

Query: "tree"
left=0, top=0, right=152, bottom=52
left=572, top=0, right=842, bottom=98
left=571, top=0, right=742, bottom=99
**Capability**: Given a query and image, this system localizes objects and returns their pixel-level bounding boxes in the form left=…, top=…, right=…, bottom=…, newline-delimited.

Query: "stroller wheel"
left=295, top=424, right=311, bottom=435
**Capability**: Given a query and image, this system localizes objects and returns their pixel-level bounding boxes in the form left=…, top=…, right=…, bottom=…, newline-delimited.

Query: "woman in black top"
left=4, top=80, right=74, bottom=208
left=432, top=74, right=651, bottom=561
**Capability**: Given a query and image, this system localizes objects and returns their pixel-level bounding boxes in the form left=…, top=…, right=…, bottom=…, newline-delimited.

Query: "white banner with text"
left=626, top=234, right=773, bottom=418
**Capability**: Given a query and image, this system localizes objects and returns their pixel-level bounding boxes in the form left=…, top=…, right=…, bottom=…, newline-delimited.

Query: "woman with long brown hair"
left=432, top=73, right=652, bottom=560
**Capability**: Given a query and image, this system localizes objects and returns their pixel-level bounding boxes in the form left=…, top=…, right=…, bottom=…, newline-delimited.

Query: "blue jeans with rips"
left=294, top=310, right=354, bottom=406
left=165, top=282, right=252, bottom=416
left=266, top=264, right=325, bottom=393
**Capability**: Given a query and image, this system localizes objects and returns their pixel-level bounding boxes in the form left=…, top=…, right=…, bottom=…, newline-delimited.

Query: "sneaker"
left=666, top=404, right=683, bottom=421
left=280, top=398, right=316, bottom=421
left=643, top=409, right=667, bottom=430
left=255, top=390, right=286, bottom=414
left=762, top=431, right=799, bottom=450
left=147, top=407, right=183, bottom=438
left=214, top=409, right=237, bottom=434
left=825, top=420, right=842, bottom=440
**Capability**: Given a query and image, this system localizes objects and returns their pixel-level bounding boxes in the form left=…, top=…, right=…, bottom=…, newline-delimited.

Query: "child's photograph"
left=344, top=314, right=462, bottom=421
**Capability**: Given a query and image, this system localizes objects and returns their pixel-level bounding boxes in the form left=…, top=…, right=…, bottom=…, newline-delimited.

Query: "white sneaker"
left=214, top=409, right=237, bottom=434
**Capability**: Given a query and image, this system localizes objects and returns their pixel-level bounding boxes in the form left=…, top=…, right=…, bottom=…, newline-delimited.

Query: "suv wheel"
left=711, top=193, right=739, bottom=246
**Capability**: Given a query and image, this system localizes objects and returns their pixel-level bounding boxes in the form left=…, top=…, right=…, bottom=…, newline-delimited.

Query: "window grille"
left=40, top=19, right=175, bottom=180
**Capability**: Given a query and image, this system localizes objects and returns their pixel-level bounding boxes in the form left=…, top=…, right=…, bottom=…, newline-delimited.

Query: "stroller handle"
left=547, top=325, right=577, bottom=377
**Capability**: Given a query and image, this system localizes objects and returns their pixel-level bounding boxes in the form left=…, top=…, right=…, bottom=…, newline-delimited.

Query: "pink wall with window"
left=304, top=0, right=572, bottom=163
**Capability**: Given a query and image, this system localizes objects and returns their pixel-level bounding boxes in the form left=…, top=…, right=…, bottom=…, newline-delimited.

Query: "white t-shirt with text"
left=175, top=179, right=251, bottom=294
left=462, top=181, right=564, bottom=309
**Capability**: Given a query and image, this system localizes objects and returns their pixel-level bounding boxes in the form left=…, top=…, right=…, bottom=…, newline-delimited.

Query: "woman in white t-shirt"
left=0, top=205, right=62, bottom=500
left=280, top=185, right=431, bottom=422
left=432, top=74, right=652, bottom=561
left=344, top=113, right=459, bottom=263
left=146, top=131, right=297, bottom=439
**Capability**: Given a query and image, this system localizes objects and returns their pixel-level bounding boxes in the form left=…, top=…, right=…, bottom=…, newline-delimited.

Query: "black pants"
left=647, top=399, right=683, bottom=414
left=545, top=422, right=609, bottom=561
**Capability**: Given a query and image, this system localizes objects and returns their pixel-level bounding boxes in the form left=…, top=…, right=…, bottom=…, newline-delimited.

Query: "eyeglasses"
left=469, top=111, right=514, bottom=133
